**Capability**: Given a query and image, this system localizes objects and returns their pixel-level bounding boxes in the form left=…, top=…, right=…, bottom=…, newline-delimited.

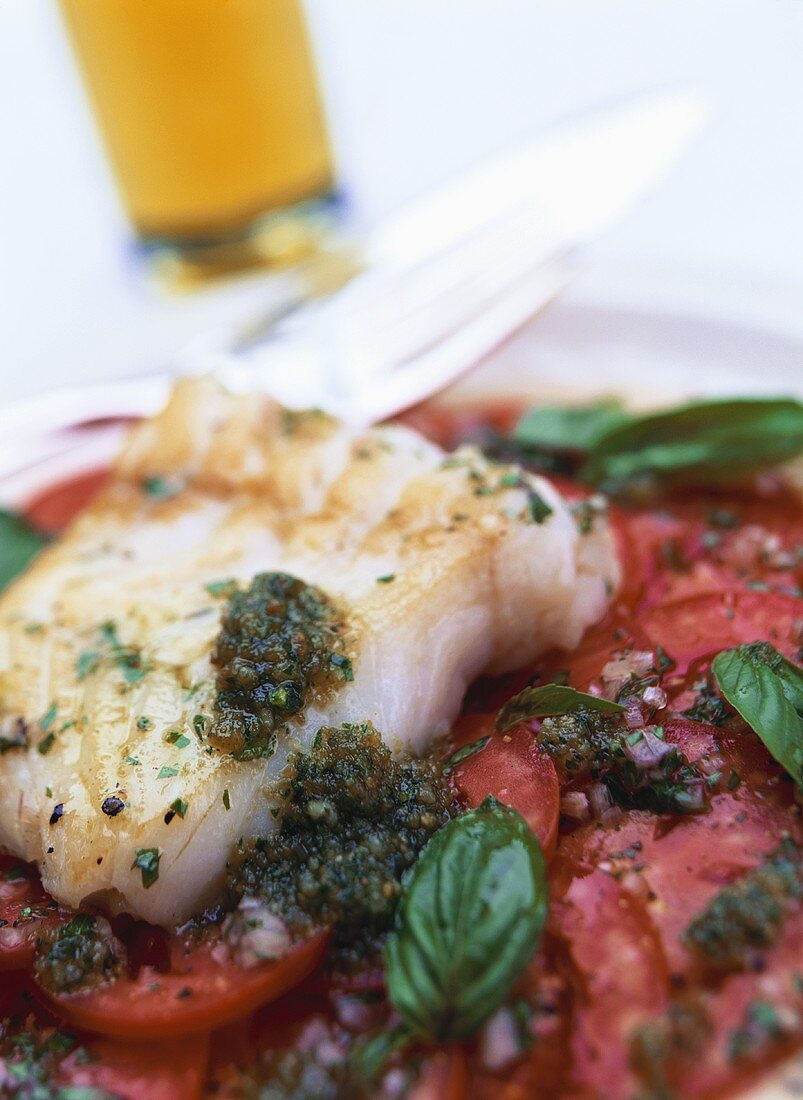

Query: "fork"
left=0, top=90, right=706, bottom=505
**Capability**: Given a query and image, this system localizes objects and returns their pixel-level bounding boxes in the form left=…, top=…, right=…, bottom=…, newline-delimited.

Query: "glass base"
left=137, top=192, right=345, bottom=293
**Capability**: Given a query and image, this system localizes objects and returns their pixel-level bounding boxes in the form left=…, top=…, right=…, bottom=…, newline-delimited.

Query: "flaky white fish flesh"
left=0, top=377, right=619, bottom=926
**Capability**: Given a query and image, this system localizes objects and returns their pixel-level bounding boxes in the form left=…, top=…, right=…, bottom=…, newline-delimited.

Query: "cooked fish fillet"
left=0, top=377, right=619, bottom=926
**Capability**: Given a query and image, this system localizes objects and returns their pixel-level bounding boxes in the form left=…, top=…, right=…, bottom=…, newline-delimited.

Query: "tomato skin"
left=60, top=1033, right=209, bottom=1100
left=410, top=1048, right=468, bottom=1100
left=0, top=857, right=68, bottom=972
left=554, top=870, right=670, bottom=1100
left=36, top=930, right=329, bottom=1040
left=24, top=469, right=107, bottom=534
left=450, top=714, right=559, bottom=856
left=642, top=590, right=803, bottom=679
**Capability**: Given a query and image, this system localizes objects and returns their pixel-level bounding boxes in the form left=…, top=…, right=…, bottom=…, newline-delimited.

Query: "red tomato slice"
left=0, top=857, right=68, bottom=972
left=554, top=870, right=670, bottom=1099
left=555, top=719, right=801, bottom=976
left=59, top=1033, right=209, bottom=1100
left=24, top=469, right=108, bottom=535
left=450, top=714, right=559, bottom=857
left=410, top=1048, right=468, bottom=1100
left=642, top=590, right=802, bottom=679
left=37, top=930, right=329, bottom=1040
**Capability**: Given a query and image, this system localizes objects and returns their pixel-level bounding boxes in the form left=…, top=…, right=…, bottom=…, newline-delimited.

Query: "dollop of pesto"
left=232, top=1041, right=352, bottom=1100
left=0, top=1026, right=90, bottom=1098
left=683, top=839, right=803, bottom=971
left=33, top=914, right=123, bottom=994
left=227, top=723, right=455, bottom=966
left=210, top=573, right=353, bottom=761
left=630, top=996, right=712, bottom=1098
left=539, top=711, right=708, bottom=814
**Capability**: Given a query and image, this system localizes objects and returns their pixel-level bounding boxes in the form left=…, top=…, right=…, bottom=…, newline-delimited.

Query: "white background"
left=1, top=0, right=802, bottom=401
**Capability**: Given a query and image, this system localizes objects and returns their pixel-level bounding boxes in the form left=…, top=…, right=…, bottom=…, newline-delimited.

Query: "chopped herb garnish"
left=136, top=716, right=153, bottom=731
left=204, top=578, right=237, bottom=598
left=131, top=848, right=161, bottom=888
left=169, top=798, right=188, bottom=819
left=222, top=788, right=231, bottom=810
left=39, top=703, right=58, bottom=732
left=165, top=730, right=190, bottom=749
left=157, top=765, right=179, bottom=779
left=376, top=574, right=396, bottom=584
left=37, top=733, right=56, bottom=756
left=142, top=475, right=181, bottom=500
left=75, top=650, right=100, bottom=682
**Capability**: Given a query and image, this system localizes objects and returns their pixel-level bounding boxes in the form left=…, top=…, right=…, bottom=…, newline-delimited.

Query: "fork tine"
left=348, top=254, right=574, bottom=424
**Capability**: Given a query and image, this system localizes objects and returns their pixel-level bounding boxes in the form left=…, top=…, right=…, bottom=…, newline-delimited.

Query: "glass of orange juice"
left=59, top=0, right=336, bottom=284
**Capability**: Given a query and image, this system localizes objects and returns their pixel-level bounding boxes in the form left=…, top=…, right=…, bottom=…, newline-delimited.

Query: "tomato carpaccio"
left=3, top=410, right=803, bottom=1099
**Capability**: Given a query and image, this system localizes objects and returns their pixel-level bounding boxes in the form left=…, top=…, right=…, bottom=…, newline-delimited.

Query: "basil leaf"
left=496, top=683, right=625, bottom=733
left=442, top=735, right=490, bottom=773
left=349, top=1022, right=411, bottom=1084
left=514, top=400, right=630, bottom=453
left=0, top=509, right=45, bottom=592
left=385, top=798, right=548, bottom=1043
left=712, top=643, right=803, bottom=786
left=579, top=398, right=803, bottom=495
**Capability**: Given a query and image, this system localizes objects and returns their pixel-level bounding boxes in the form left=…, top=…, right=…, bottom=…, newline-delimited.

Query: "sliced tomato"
left=37, top=930, right=329, bottom=1040
left=533, top=611, right=654, bottom=696
left=642, top=590, right=802, bottom=679
left=450, top=714, right=559, bottom=857
left=59, top=1032, right=209, bottom=1100
left=554, top=870, right=670, bottom=1099
left=24, top=469, right=108, bottom=535
left=554, top=720, right=800, bottom=976
left=0, top=857, right=68, bottom=971
left=410, top=1048, right=468, bottom=1100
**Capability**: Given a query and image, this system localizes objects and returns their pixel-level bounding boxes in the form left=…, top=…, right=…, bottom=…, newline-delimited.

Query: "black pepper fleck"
left=49, top=804, right=64, bottom=826
left=101, top=796, right=125, bottom=818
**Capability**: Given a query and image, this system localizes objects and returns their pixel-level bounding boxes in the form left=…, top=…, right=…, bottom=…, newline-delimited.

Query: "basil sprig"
left=513, top=398, right=803, bottom=496
left=496, top=683, right=624, bottom=733
left=712, top=643, right=803, bottom=787
left=384, top=798, right=548, bottom=1043
left=514, top=399, right=630, bottom=453
left=0, top=509, right=45, bottom=593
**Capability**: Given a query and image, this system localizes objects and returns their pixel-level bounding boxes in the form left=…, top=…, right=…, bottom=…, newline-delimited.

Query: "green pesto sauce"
left=33, top=914, right=122, bottom=994
left=0, top=1026, right=98, bottom=1100
left=684, top=839, right=803, bottom=972
left=629, top=996, right=712, bottom=1099
left=233, top=1044, right=352, bottom=1100
left=538, top=711, right=707, bottom=814
left=227, top=723, right=455, bottom=967
left=210, top=573, right=353, bottom=761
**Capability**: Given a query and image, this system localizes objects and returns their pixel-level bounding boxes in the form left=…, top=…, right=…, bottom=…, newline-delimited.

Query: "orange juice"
left=59, top=0, right=334, bottom=241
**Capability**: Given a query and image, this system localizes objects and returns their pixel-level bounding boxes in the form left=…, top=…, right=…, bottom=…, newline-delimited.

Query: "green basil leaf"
left=496, top=683, right=625, bottom=733
left=712, top=643, right=803, bottom=786
left=0, top=509, right=45, bottom=592
left=349, top=1022, right=412, bottom=1084
left=579, top=398, right=803, bottom=495
left=384, top=798, right=548, bottom=1043
left=514, top=400, right=630, bottom=453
